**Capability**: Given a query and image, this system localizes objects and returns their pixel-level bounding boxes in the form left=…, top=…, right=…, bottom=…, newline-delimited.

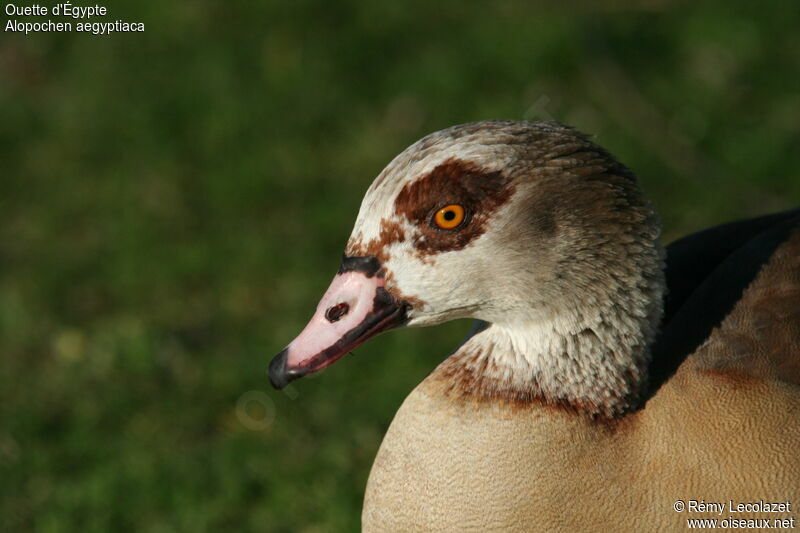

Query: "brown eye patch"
left=394, top=158, right=515, bottom=255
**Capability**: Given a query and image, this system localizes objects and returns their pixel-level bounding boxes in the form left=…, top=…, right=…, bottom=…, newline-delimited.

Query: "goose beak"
left=269, top=257, right=408, bottom=389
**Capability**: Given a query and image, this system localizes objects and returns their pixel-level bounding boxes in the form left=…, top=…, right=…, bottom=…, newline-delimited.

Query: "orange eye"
left=433, top=204, right=465, bottom=229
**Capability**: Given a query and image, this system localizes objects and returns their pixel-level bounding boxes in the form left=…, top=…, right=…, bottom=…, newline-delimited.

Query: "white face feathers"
left=273, top=120, right=665, bottom=417
left=346, top=120, right=665, bottom=416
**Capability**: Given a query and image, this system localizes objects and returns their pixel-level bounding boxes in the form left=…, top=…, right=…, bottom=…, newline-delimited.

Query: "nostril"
left=325, top=302, right=350, bottom=323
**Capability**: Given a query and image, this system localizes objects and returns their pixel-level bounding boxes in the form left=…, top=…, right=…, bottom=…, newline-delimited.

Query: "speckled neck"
left=437, top=229, right=665, bottom=419
left=437, top=307, right=655, bottom=419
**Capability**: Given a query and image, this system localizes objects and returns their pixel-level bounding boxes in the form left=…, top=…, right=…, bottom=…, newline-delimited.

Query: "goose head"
left=270, top=120, right=665, bottom=417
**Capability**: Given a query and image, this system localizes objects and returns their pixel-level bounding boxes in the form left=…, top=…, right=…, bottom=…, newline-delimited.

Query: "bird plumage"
left=270, top=121, right=800, bottom=532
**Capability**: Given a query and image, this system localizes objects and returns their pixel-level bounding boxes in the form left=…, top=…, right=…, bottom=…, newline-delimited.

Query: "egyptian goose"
left=269, top=121, right=800, bottom=532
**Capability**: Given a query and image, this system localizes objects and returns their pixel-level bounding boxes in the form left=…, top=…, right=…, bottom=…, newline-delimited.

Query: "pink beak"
left=269, top=257, right=408, bottom=389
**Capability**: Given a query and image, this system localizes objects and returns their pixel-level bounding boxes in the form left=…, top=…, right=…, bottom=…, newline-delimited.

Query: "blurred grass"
left=1, top=1, right=799, bottom=531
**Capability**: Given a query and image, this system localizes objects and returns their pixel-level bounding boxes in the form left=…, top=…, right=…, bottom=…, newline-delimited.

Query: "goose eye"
left=433, top=204, right=465, bottom=230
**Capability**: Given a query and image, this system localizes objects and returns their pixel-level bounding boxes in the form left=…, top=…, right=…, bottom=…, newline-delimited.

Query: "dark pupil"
left=443, top=210, right=456, bottom=221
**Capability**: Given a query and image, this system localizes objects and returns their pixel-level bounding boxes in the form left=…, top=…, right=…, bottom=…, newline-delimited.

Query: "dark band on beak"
left=338, top=255, right=381, bottom=277
left=268, top=286, right=408, bottom=389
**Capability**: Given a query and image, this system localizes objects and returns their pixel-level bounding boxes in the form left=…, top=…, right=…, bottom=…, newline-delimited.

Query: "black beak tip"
left=268, top=348, right=290, bottom=389
left=268, top=348, right=307, bottom=389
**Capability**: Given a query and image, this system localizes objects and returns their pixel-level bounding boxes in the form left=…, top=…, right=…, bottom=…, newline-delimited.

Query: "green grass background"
left=2, top=1, right=799, bottom=531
